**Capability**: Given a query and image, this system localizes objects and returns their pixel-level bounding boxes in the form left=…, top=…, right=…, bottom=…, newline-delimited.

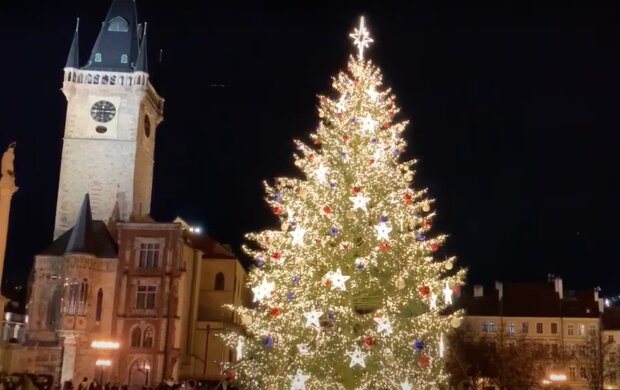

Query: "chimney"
left=495, top=281, right=504, bottom=300
left=594, top=287, right=600, bottom=302
left=554, top=277, right=563, bottom=299
left=474, top=285, right=484, bottom=297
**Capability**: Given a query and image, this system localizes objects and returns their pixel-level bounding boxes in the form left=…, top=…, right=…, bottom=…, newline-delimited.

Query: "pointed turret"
left=66, top=194, right=96, bottom=254
left=83, top=0, right=140, bottom=72
left=65, top=18, right=80, bottom=69
left=135, top=23, right=148, bottom=73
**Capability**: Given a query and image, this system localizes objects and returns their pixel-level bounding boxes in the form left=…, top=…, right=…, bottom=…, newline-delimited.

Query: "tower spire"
left=65, top=18, right=80, bottom=69
left=66, top=194, right=96, bottom=254
left=83, top=0, right=140, bottom=72
left=135, top=22, right=148, bottom=73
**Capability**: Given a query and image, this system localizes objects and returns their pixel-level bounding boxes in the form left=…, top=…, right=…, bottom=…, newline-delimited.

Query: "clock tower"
left=55, top=0, right=163, bottom=238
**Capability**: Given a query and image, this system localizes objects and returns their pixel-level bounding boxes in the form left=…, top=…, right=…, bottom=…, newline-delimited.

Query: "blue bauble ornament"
left=293, top=274, right=300, bottom=285
left=416, top=232, right=426, bottom=241
left=286, top=292, right=295, bottom=301
left=255, top=257, right=265, bottom=266
left=330, top=227, right=339, bottom=235
left=263, top=335, right=274, bottom=347
left=380, top=215, right=389, bottom=223
left=327, top=311, right=336, bottom=322
left=273, top=191, right=282, bottom=202
left=329, top=180, right=337, bottom=189
left=412, top=340, right=424, bottom=352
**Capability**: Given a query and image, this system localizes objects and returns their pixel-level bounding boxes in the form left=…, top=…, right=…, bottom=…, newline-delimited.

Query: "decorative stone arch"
left=214, top=272, right=225, bottom=290
left=142, top=325, right=154, bottom=348
left=127, top=357, right=151, bottom=387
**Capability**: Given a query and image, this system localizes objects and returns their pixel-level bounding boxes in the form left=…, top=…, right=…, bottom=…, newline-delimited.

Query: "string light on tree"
left=223, top=15, right=465, bottom=390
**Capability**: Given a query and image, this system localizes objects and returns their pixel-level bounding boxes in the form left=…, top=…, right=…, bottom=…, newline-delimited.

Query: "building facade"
left=21, top=1, right=248, bottom=386
left=457, top=277, right=604, bottom=390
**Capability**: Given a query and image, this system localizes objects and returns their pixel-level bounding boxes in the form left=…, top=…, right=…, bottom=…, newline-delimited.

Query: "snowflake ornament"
left=400, top=379, right=412, bottom=390
left=374, top=222, right=392, bottom=241
left=374, top=315, right=393, bottom=335
left=324, top=268, right=351, bottom=291
left=314, top=164, right=329, bottom=184
left=350, top=193, right=370, bottom=212
left=290, top=227, right=307, bottom=246
left=252, top=278, right=274, bottom=303
left=304, top=309, right=323, bottom=329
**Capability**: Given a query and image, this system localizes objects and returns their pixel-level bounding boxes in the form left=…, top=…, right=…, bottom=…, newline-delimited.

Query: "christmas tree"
left=223, top=17, right=466, bottom=390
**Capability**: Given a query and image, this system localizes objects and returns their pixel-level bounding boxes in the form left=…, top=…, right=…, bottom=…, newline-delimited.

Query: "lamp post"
left=95, top=359, right=112, bottom=384
left=91, top=340, right=120, bottom=384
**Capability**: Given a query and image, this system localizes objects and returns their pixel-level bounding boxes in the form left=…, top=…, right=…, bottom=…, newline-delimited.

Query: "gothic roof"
left=65, top=19, right=80, bottom=69
left=82, top=0, right=142, bottom=72
left=41, top=195, right=117, bottom=258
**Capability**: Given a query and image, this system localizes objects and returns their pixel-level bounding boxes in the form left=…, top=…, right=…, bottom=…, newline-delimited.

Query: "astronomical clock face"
left=90, top=100, right=116, bottom=123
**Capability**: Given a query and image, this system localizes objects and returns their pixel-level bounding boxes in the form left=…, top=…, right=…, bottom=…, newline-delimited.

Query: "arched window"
left=214, top=272, right=225, bottom=290
left=95, top=288, right=103, bottom=322
left=143, top=327, right=154, bottom=348
left=131, top=327, right=142, bottom=347
left=94, top=53, right=102, bottom=63
left=121, top=54, right=128, bottom=64
left=108, top=17, right=129, bottom=32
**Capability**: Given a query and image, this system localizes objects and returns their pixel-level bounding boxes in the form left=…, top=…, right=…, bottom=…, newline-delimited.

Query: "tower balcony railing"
left=63, top=68, right=149, bottom=88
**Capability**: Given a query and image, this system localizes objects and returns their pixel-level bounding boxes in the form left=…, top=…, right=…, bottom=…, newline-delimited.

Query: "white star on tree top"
left=252, top=277, right=274, bottom=303
left=290, top=227, right=307, bottom=246
left=288, top=369, right=310, bottom=390
left=304, top=309, right=323, bottom=328
left=325, top=268, right=350, bottom=291
left=374, top=315, right=393, bottom=335
left=349, top=16, right=373, bottom=60
left=350, top=193, right=370, bottom=212
left=400, top=379, right=412, bottom=390
left=346, top=346, right=367, bottom=368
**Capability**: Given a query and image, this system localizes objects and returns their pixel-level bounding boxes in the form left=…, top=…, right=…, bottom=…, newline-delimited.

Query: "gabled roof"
left=41, top=195, right=117, bottom=258
left=82, top=0, right=141, bottom=72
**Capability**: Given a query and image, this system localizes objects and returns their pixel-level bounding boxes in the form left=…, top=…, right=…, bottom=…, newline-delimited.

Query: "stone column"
left=60, top=335, right=78, bottom=384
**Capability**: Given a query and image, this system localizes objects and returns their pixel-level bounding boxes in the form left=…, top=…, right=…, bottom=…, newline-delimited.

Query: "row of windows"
left=130, top=326, right=154, bottom=348
left=64, top=280, right=104, bottom=322
left=481, top=321, right=596, bottom=336
left=94, top=53, right=128, bottom=64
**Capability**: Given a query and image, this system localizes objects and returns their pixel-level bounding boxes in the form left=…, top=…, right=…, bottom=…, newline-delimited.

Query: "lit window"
left=136, top=285, right=157, bottom=309
left=536, top=323, right=543, bottom=334
left=579, top=324, right=586, bottom=336
left=568, top=324, right=574, bottom=336
left=121, top=54, right=128, bottom=64
left=507, top=322, right=515, bottom=334
left=139, top=243, right=160, bottom=268
left=522, top=322, right=529, bottom=334
left=569, top=366, right=576, bottom=380
left=589, top=324, right=597, bottom=335
left=94, top=53, right=102, bottom=63
left=108, top=16, right=129, bottom=32
left=551, top=323, right=558, bottom=334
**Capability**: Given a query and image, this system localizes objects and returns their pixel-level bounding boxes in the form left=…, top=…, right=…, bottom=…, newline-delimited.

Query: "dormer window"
left=121, top=54, right=128, bottom=64
left=108, top=16, right=129, bottom=32
left=94, top=53, right=102, bottom=63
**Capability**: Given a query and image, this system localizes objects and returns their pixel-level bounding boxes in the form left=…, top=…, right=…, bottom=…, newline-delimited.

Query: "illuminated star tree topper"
left=349, top=16, right=373, bottom=60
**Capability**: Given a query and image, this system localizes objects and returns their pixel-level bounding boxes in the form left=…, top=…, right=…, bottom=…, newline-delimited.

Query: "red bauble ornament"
left=307, top=154, right=315, bottom=161
left=224, top=370, right=236, bottom=380
left=368, top=159, right=375, bottom=165
left=270, top=307, right=281, bottom=317
left=323, top=279, right=332, bottom=287
left=343, top=135, right=350, bottom=142
left=352, top=186, right=361, bottom=194
left=378, top=242, right=389, bottom=251
left=430, top=243, right=439, bottom=252
left=388, top=110, right=395, bottom=117
left=373, top=312, right=382, bottom=318
left=383, top=122, right=390, bottom=129
left=423, top=218, right=430, bottom=229
left=341, top=242, right=350, bottom=250
left=419, top=286, right=430, bottom=297
left=315, top=239, right=322, bottom=245
left=313, top=138, right=321, bottom=145
left=322, top=205, right=332, bottom=214
left=363, top=336, right=374, bottom=348
left=452, top=284, right=462, bottom=294
left=417, top=354, right=430, bottom=367
left=271, top=251, right=281, bottom=260
left=403, top=193, right=412, bottom=205
left=336, top=112, right=343, bottom=120
left=273, top=206, right=282, bottom=215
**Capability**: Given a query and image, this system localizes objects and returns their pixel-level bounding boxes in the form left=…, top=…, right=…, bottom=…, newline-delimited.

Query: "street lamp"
left=91, top=340, right=120, bottom=384
left=138, top=362, right=151, bottom=386
left=95, top=359, right=112, bottom=384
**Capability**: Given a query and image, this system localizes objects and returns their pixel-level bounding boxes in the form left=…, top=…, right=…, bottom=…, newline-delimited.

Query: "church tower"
left=55, top=0, right=164, bottom=239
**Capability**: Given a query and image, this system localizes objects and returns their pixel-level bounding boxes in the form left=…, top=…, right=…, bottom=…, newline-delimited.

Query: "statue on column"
left=1, top=142, right=16, bottom=183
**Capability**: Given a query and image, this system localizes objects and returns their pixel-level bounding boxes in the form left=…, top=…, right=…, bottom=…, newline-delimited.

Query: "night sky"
left=2, top=1, right=620, bottom=304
